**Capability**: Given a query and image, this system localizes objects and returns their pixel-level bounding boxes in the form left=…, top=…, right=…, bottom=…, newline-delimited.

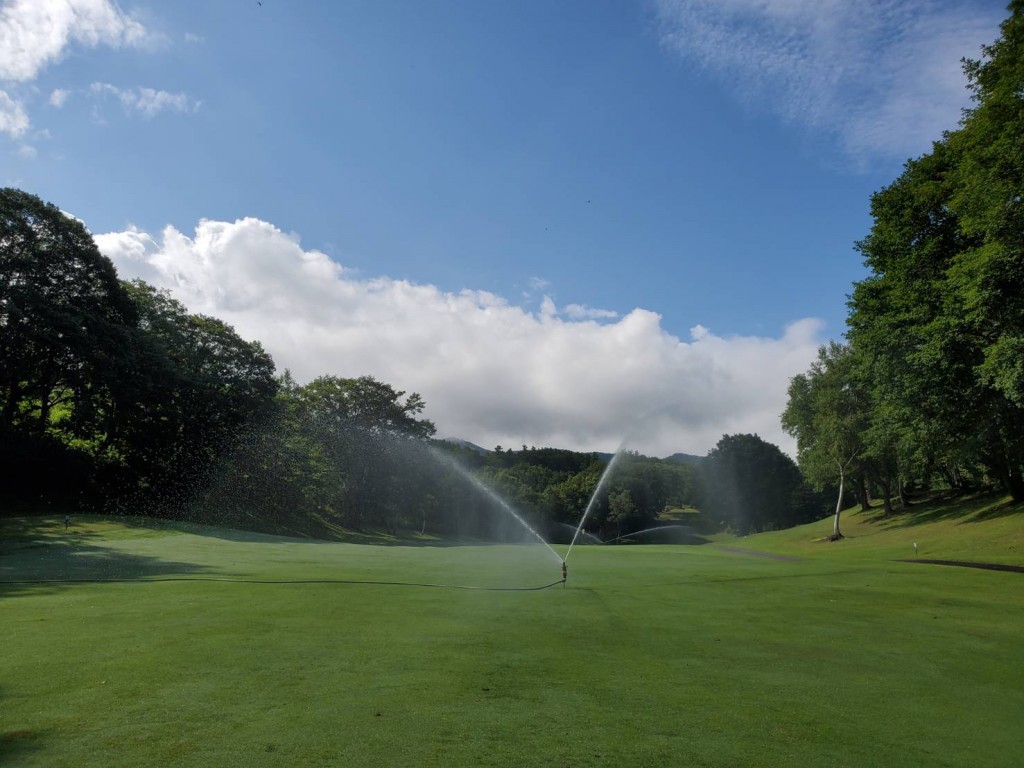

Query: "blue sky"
left=0, top=0, right=1008, bottom=456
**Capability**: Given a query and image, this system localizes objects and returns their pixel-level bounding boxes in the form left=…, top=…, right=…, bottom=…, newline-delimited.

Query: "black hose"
left=0, top=576, right=567, bottom=591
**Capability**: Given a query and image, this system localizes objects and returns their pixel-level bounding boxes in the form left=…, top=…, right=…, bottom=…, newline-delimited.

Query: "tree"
left=846, top=4, right=1024, bottom=501
left=699, top=433, right=810, bottom=535
left=0, top=188, right=136, bottom=435
left=607, top=488, right=638, bottom=539
left=292, top=375, right=435, bottom=526
left=782, top=344, right=867, bottom=539
left=0, top=188, right=137, bottom=506
left=110, top=281, right=278, bottom=508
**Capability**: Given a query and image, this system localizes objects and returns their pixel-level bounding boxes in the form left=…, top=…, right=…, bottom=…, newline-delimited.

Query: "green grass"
left=2, top=502, right=1023, bottom=767
left=737, top=491, right=1024, bottom=566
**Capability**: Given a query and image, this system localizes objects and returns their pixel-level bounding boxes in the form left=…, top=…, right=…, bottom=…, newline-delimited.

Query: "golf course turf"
left=2, top=501, right=1022, bottom=767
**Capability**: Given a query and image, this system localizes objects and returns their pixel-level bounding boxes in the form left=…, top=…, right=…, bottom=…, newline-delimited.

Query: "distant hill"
left=439, top=438, right=489, bottom=455
left=438, top=441, right=704, bottom=465
left=664, top=452, right=704, bottom=464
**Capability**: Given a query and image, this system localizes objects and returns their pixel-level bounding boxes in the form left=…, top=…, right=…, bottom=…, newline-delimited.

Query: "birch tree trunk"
left=832, top=465, right=845, bottom=540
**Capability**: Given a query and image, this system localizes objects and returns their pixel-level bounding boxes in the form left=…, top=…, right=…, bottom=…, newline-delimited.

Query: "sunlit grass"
left=2, top=506, right=1022, bottom=767
left=739, top=492, right=1024, bottom=566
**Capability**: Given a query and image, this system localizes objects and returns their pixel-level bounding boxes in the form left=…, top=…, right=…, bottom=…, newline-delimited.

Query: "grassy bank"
left=730, top=492, right=1024, bottom=566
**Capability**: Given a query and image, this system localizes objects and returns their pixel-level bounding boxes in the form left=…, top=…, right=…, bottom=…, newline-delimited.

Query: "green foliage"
left=0, top=190, right=280, bottom=512
left=699, top=433, right=820, bottom=535
left=188, top=373, right=439, bottom=533
left=108, top=281, right=279, bottom=509
left=786, top=4, right=1024, bottom=511
left=1, top=188, right=137, bottom=506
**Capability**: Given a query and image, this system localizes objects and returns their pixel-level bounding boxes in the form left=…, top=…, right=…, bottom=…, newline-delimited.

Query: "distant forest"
left=0, top=186, right=829, bottom=540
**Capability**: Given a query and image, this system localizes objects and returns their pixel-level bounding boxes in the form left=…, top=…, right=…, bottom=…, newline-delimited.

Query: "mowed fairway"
left=2, top=515, right=1023, bottom=767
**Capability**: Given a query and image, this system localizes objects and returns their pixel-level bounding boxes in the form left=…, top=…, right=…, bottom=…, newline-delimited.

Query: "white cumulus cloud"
left=0, top=0, right=149, bottom=82
left=655, top=0, right=1004, bottom=162
left=95, top=217, right=825, bottom=457
left=0, top=0, right=160, bottom=143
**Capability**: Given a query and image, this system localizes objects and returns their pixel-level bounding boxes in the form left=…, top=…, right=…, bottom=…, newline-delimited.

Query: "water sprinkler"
left=561, top=561, right=568, bottom=586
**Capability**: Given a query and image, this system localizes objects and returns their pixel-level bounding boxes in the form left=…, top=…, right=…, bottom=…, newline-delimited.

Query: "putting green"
left=2, top=515, right=1022, bottom=767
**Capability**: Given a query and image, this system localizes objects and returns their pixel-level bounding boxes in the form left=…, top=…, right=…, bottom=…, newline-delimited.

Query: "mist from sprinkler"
left=563, top=447, right=626, bottom=564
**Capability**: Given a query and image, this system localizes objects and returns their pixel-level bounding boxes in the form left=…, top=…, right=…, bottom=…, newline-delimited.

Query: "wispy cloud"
left=48, top=88, right=69, bottom=108
left=0, top=88, right=28, bottom=137
left=655, top=0, right=1004, bottom=162
left=563, top=303, right=619, bottom=321
left=528, top=276, right=551, bottom=291
left=89, top=82, right=199, bottom=118
left=96, top=217, right=824, bottom=457
left=0, top=0, right=161, bottom=141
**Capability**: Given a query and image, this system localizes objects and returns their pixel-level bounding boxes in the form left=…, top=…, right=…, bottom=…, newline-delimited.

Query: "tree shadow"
left=150, top=512, right=565, bottom=549
left=179, top=520, right=516, bottom=548
left=861, top=492, right=1022, bottom=529
left=0, top=517, right=216, bottom=599
left=0, top=725, right=50, bottom=765
left=0, top=685, right=51, bottom=764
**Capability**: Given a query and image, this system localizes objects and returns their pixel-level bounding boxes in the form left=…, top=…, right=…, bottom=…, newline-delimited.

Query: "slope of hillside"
left=721, top=492, right=1024, bottom=566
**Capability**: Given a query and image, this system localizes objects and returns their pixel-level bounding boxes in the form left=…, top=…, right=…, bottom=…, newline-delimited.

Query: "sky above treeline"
left=0, top=0, right=1008, bottom=457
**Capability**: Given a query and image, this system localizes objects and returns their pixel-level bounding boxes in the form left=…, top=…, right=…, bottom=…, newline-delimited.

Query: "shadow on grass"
left=187, top=521, right=518, bottom=548
left=136, top=511, right=571, bottom=550
left=861, top=492, right=1023, bottom=529
left=1, top=511, right=545, bottom=553
left=0, top=724, right=50, bottom=765
left=0, top=517, right=216, bottom=599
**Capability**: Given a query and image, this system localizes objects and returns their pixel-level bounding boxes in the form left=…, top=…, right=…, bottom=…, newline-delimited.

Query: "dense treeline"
left=0, top=189, right=274, bottom=512
left=783, top=5, right=1024, bottom=537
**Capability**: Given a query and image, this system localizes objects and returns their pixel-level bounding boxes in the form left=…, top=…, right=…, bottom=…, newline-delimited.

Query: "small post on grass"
left=913, top=542, right=918, bottom=557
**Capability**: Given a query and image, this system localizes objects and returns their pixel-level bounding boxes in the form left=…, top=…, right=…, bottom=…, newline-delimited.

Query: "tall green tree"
left=111, top=281, right=278, bottom=507
left=0, top=188, right=136, bottom=438
left=699, top=433, right=809, bottom=536
left=292, top=375, right=435, bottom=526
left=782, top=343, right=866, bottom=538
left=848, top=3, right=1024, bottom=501
left=0, top=188, right=138, bottom=507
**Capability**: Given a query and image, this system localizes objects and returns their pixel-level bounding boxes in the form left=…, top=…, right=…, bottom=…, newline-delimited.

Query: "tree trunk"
left=1008, top=465, right=1024, bottom=503
left=897, top=476, right=909, bottom=510
left=857, top=473, right=871, bottom=511
left=940, top=464, right=955, bottom=491
left=831, top=468, right=845, bottom=540
left=880, top=465, right=894, bottom=517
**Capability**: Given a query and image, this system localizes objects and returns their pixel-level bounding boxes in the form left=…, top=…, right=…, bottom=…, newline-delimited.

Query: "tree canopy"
left=787, top=3, right=1024, bottom=512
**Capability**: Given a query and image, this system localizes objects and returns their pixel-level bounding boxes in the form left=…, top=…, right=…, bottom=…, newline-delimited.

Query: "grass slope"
left=734, top=491, right=1024, bottom=566
left=2, top=503, right=1023, bottom=767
